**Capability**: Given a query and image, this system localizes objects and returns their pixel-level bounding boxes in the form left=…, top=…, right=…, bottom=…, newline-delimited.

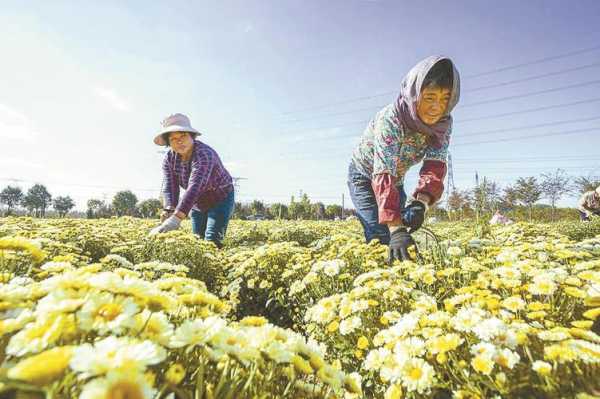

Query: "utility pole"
left=341, top=193, right=345, bottom=219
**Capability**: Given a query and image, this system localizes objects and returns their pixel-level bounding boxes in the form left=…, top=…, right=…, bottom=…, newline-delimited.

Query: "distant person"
left=578, top=186, right=600, bottom=221
left=348, top=56, right=460, bottom=262
left=149, top=113, right=234, bottom=248
left=490, top=210, right=513, bottom=225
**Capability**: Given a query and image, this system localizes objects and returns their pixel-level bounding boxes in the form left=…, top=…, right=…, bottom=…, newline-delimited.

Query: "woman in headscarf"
left=149, top=113, right=235, bottom=248
left=578, top=186, right=600, bottom=221
left=348, top=56, right=460, bottom=263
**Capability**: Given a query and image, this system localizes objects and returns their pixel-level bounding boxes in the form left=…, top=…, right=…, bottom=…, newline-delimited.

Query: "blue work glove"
left=401, top=200, right=427, bottom=233
left=149, top=214, right=181, bottom=236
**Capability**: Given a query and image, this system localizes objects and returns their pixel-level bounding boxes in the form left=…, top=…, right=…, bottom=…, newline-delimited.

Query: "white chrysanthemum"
left=532, top=360, right=552, bottom=375
left=6, top=313, right=72, bottom=356
left=289, top=280, right=306, bottom=295
left=101, top=254, right=133, bottom=269
left=493, top=266, right=522, bottom=280
left=447, top=246, right=462, bottom=257
left=77, top=292, right=139, bottom=335
left=133, top=310, right=174, bottom=346
left=394, top=337, right=426, bottom=360
left=363, top=347, right=391, bottom=371
left=496, top=249, right=519, bottom=264
left=537, top=330, right=571, bottom=342
left=389, top=311, right=421, bottom=338
left=528, top=276, right=557, bottom=296
left=40, top=261, right=75, bottom=273
left=339, top=316, right=362, bottom=335
left=472, top=317, right=507, bottom=341
left=450, top=307, right=487, bottom=332
left=70, top=336, right=166, bottom=378
left=208, top=326, right=260, bottom=365
left=169, top=316, right=226, bottom=349
left=79, top=370, right=155, bottom=399
left=400, top=358, right=435, bottom=394
left=495, top=348, right=520, bottom=369
left=470, top=342, right=497, bottom=358
left=36, top=289, right=85, bottom=315
left=501, top=296, right=526, bottom=312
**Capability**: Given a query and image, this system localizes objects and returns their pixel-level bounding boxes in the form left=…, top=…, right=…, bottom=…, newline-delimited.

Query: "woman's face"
left=417, top=85, right=451, bottom=125
left=168, top=132, right=194, bottom=155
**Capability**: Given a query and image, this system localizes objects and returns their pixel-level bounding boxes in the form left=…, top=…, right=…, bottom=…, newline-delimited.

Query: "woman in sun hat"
left=348, top=55, right=460, bottom=263
left=149, top=113, right=235, bottom=248
left=578, top=186, right=600, bottom=221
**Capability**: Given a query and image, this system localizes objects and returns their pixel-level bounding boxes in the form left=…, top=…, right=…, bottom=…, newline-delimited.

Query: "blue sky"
left=1, top=0, right=599, bottom=209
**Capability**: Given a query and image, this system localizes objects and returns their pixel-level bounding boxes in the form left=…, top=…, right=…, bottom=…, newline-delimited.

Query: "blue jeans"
left=347, top=162, right=406, bottom=245
left=190, top=189, right=235, bottom=248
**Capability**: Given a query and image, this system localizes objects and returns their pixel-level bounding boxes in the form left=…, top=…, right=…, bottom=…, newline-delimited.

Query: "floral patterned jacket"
left=351, top=104, right=449, bottom=224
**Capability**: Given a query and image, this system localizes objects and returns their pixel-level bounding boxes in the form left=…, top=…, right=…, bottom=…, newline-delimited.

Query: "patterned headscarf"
left=394, top=55, right=461, bottom=149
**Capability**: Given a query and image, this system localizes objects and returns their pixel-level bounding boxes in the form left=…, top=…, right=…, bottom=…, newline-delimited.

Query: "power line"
left=458, top=115, right=600, bottom=138
left=281, top=63, right=600, bottom=124
left=278, top=127, right=600, bottom=161
left=282, top=96, right=600, bottom=137
left=456, top=97, right=600, bottom=123
left=279, top=44, right=600, bottom=116
left=466, top=44, right=600, bottom=78
left=460, top=79, right=600, bottom=108
left=455, top=127, right=600, bottom=146
left=467, top=61, right=600, bottom=92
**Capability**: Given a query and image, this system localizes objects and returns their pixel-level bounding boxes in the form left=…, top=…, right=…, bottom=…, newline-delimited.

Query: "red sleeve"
left=413, top=160, right=447, bottom=203
left=372, top=173, right=402, bottom=224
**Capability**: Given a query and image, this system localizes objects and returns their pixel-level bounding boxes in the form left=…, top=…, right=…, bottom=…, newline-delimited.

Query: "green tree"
left=53, top=196, right=75, bottom=217
left=250, top=200, right=266, bottom=216
left=137, top=198, right=162, bottom=218
left=268, top=203, right=288, bottom=219
left=0, top=186, right=23, bottom=215
left=86, top=199, right=112, bottom=219
left=447, top=189, right=471, bottom=219
left=112, top=190, right=138, bottom=216
left=471, top=177, right=501, bottom=214
left=514, top=177, right=542, bottom=221
left=573, top=175, right=600, bottom=194
left=540, top=169, right=572, bottom=221
left=23, top=184, right=52, bottom=217
left=325, top=204, right=342, bottom=220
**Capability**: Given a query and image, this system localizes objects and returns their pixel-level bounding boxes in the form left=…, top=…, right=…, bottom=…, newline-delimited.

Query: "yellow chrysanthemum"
left=165, top=363, right=186, bottom=385
left=7, top=346, right=74, bottom=386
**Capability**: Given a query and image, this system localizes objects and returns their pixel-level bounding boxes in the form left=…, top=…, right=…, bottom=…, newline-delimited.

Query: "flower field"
left=0, top=217, right=599, bottom=398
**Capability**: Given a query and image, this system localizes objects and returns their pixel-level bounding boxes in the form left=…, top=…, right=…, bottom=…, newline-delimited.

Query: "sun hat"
left=153, top=113, right=201, bottom=146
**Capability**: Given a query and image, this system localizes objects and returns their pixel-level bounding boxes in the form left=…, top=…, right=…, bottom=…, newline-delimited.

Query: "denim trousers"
left=347, top=162, right=406, bottom=244
left=190, top=189, right=235, bottom=247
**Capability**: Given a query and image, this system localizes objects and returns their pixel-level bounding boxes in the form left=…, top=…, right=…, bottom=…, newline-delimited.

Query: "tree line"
left=446, top=169, right=599, bottom=221
left=1, top=170, right=598, bottom=221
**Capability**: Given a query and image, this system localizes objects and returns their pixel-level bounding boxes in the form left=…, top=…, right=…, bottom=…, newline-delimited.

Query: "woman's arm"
left=413, top=126, right=451, bottom=204
left=371, top=110, right=404, bottom=225
left=162, top=154, right=180, bottom=211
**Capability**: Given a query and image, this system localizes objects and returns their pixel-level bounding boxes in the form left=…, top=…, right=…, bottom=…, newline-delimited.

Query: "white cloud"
left=0, top=104, right=40, bottom=142
left=93, top=87, right=131, bottom=112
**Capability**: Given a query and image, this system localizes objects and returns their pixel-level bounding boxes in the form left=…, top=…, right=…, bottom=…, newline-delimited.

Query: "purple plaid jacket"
left=162, top=140, right=233, bottom=214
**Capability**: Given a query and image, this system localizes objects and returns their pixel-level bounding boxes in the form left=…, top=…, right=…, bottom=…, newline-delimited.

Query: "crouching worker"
left=149, top=113, right=235, bottom=248
left=578, top=186, right=600, bottom=221
left=347, top=56, right=460, bottom=263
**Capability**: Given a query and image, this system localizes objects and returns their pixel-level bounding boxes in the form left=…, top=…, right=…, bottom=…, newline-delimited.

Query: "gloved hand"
left=388, top=228, right=416, bottom=264
left=149, top=214, right=181, bottom=236
left=401, top=200, right=427, bottom=232
left=160, top=209, right=174, bottom=222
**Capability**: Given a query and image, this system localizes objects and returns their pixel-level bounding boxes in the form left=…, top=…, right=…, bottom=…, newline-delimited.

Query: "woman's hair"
left=162, top=132, right=196, bottom=147
left=422, top=59, right=453, bottom=90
